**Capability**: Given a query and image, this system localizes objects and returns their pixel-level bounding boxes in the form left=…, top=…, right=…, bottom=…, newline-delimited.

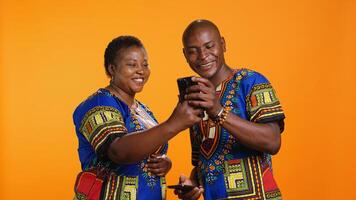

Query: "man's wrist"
left=208, top=104, right=223, bottom=118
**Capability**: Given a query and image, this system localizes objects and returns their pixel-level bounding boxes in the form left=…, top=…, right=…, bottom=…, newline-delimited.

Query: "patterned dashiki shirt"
left=190, top=69, right=285, bottom=200
left=73, top=88, right=167, bottom=200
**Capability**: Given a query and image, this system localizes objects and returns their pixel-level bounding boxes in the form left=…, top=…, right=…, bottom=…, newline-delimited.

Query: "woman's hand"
left=166, top=101, right=203, bottom=133
left=174, top=174, right=204, bottom=200
left=146, top=154, right=172, bottom=177
left=186, top=77, right=222, bottom=117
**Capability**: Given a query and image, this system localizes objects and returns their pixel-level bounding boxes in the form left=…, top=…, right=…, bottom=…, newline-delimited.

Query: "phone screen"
left=177, top=76, right=196, bottom=102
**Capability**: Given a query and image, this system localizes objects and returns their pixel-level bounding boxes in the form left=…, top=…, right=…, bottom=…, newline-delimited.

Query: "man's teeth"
left=201, top=62, right=212, bottom=67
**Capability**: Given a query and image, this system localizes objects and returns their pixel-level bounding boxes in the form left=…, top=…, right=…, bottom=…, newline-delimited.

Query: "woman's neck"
left=106, top=83, right=135, bottom=107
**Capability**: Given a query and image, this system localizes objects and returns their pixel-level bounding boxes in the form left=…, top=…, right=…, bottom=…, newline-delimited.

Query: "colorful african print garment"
left=73, top=89, right=167, bottom=200
left=190, top=69, right=285, bottom=200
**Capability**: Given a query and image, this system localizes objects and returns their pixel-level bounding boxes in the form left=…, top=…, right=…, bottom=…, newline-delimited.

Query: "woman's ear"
left=108, top=64, right=115, bottom=76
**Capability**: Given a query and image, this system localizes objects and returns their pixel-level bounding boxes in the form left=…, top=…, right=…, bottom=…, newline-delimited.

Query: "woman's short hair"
left=104, top=35, right=144, bottom=77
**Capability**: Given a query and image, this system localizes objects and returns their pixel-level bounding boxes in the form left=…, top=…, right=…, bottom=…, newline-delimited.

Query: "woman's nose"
left=136, top=65, right=144, bottom=74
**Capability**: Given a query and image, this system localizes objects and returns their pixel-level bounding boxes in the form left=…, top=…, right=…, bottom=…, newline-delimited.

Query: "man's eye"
left=207, top=44, right=214, bottom=49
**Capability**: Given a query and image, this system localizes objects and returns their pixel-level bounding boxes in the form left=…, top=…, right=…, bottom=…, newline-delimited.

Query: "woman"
left=73, top=36, right=201, bottom=200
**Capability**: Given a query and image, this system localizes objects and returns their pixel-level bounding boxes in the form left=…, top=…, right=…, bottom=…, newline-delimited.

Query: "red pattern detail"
left=262, top=167, right=279, bottom=192
left=75, top=171, right=103, bottom=200
left=251, top=95, right=258, bottom=107
left=92, top=126, right=125, bottom=149
left=200, top=122, right=219, bottom=159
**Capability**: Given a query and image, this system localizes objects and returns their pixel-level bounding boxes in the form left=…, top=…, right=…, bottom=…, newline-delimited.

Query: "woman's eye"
left=188, top=49, right=197, bottom=55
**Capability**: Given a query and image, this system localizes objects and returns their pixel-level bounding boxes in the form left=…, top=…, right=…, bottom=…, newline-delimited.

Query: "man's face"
left=183, top=27, right=226, bottom=79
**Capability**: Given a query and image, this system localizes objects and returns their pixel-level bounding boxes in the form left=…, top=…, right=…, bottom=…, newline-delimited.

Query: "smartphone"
left=177, top=76, right=197, bottom=102
left=167, top=184, right=196, bottom=192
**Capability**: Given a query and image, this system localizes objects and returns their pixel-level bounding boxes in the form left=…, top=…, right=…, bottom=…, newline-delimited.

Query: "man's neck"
left=210, top=64, right=233, bottom=87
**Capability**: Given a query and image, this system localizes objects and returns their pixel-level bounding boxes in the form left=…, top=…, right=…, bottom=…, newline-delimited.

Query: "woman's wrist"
left=161, top=120, right=182, bottom=136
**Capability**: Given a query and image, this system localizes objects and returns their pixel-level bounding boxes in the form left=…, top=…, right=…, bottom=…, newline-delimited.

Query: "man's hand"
left=174, top=174, right=204, bottom=200
left=186, top=77, right=222, bottom=117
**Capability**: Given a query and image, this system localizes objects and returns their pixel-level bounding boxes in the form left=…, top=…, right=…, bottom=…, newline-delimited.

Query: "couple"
left=73, top=19, right=285, bottom=200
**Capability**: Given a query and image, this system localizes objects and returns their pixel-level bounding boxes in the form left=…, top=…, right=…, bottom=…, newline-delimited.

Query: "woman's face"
left=110, top=46, right=150, bottom=96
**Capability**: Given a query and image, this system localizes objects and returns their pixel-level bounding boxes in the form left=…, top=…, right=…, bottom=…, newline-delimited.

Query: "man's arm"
left=222, top=114, right=281, bottom=154
left=186, top=76, right=283, bottom=154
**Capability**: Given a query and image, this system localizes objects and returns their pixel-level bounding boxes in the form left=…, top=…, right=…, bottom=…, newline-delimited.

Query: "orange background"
left=1, top=0, right=355, bottom=199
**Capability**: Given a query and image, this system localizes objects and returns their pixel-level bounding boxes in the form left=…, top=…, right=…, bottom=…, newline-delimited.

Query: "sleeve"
left=79, top=105, right=128, bottom=159
left=244, top=72, right=286, bottom=132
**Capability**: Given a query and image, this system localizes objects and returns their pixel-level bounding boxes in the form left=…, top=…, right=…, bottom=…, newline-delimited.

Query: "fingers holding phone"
left=171, top=174, right=204, bottom=200
left=185, top=77, right=222, bottom=117
left=177, top=76, right=198, bottom=102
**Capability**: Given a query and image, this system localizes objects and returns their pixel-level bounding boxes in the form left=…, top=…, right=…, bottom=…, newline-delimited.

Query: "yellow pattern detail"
left=263, top=91, right=272, bottom=103
left=80, top=106, right=126, bottom=142
left=122, top=185, right=136, bottom=200
left=227, top=172, right=244, bottom=188
left=120, top=176, right=138, bottom=200
left=94, top=114, right=104, bottom=125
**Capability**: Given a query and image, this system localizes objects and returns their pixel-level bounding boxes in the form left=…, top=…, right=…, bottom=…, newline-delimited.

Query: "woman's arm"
left=107, top=101, right=202, bottom=164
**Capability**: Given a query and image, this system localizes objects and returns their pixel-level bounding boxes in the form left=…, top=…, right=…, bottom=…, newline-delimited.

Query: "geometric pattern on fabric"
left=198, top=77, right=231, bottom=160
left=224, top=156, right=264, bottom=199
left=199, top=121, right=221, bottom=160
left=246, top=83, right=284, bottom=123
left=79, top=106, right=127, bottom=153
left=101, top=173, right=122, bottom=200
left=198, top=70, right=240, bottom=161
left=101, top=174, right=138, bottom=200
left=121, top=176, right=138, bottom=200
left=223, top=156, right=282, bottom=200
left=192, top=69, right=251, bottom=185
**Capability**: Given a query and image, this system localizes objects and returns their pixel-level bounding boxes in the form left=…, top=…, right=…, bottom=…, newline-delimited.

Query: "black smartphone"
left=177, top=76, right=197, bottom=102
left=167, top=184, right=196, bottom=192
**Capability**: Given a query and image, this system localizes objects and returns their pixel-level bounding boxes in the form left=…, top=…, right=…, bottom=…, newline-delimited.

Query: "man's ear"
left=221, top=37, right=226, bottom=52
left=182, top=48, right=189, bottom=62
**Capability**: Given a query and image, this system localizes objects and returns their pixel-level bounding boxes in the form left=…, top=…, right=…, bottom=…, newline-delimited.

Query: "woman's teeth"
left=133, top=78, right=143, bottom=83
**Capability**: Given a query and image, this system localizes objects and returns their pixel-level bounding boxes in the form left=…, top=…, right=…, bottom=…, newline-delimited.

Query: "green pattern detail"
left=224, top=160, right=249, bottom=192
left=80, top=106, right=125, bottom=141
left=120, top=176, right=138, bottom=200
left=160, top=177, right=167, bottom=200
left=74, top=193, right=87, bottom=200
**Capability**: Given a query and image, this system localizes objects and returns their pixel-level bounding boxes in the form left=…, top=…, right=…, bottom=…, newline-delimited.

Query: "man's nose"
left=198, top=49, right=208, bottom=60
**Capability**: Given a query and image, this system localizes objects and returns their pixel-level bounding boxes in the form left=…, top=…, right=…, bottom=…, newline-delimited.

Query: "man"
left=175, top=19, right=285, bottom=200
